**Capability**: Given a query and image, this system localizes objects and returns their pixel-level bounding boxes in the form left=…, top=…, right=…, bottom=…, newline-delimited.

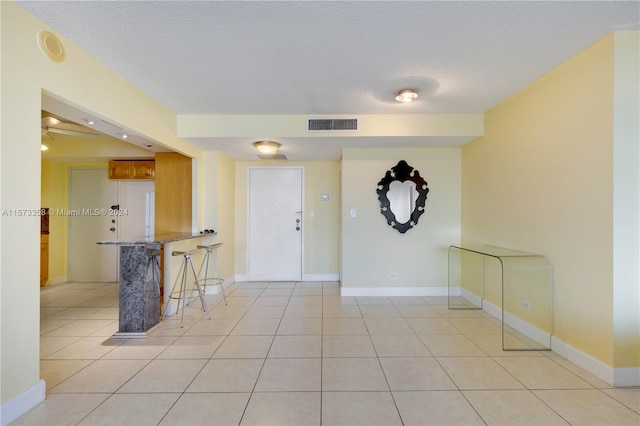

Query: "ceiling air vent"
left=307, top=118, right=358, bottom=132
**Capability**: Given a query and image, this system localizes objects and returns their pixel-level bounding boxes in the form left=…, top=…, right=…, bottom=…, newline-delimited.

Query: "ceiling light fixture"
left=395, top=89, right=418, bottom=103
left=41, top=144, right=49, bottom=151
left=253, top=140, right=281, bottom=155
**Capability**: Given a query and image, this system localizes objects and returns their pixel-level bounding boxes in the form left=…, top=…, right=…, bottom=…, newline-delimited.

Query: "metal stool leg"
left=161, top=249, right=211, bottom=328
left=197, top=243, right=227, bottom=305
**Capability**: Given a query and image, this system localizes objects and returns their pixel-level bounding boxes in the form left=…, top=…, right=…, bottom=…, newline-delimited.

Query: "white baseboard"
left=0, top=379, right=45, bottom=426
left=552, top=337, right=640, bottom=386
left=302, top=274, right=340, bottom=281
left=480, top=299, right=551, bottom=349
left=340, top=286, right=449, bottom=297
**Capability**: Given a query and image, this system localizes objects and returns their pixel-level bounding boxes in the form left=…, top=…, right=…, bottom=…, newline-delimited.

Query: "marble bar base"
left=117, top=244, right=161, bottom=335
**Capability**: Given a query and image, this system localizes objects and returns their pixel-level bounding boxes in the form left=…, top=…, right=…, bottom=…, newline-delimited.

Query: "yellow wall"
left=462, top=33, right=637, bottom=368
left=234, top=160, right=340, bottom=277
left=200, top=151, right=236, bottom=280
left=1, top=2, right=202, bottom=405
left=341, top=147, right=461, bottom=288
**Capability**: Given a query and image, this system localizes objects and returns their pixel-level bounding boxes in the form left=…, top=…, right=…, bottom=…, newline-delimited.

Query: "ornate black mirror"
left=376, top=160, right=429, bottom=234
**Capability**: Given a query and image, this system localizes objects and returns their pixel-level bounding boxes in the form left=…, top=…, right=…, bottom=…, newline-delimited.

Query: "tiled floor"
left=12, top=281, right=640, bottom=425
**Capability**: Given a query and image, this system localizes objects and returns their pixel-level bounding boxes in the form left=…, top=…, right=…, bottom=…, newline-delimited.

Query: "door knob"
left=110, top=227, right=116, bottom=232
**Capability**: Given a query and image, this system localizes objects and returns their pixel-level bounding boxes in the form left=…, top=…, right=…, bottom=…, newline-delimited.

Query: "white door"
left=248, top=167, right=303, bottom=280
left=68, top=168, right=118, bottom=282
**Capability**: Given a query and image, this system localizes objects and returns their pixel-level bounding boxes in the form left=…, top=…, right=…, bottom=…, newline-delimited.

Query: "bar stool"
left=197, top=242, right=227, bottom=305
left=161, top=248, right=211, bottom=328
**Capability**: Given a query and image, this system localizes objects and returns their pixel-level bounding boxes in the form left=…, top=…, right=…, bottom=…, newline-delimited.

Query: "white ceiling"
left=19, top=1, right=639, bottom=160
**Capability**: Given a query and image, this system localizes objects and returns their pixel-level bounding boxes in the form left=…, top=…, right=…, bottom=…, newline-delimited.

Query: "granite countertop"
left=97, top=232, right=216, bottom=245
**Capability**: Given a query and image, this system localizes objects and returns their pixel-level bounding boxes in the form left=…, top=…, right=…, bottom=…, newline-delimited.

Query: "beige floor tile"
left=212, top=335, right=273, bottom=358
left=45, top=307, right=104, bottom=320
left=381, top=357, right=457, bottom=391
left=78, top=393, right=179, bottom=426
left=447, top=317, right=503, bottom=335
left=464, top=390, right=569, bottom=425
left=240, top=392, right=321, bottom=426
left=396, top=304, right=442, bottom=318
left=82, top=306, right=119, bottom=320
left=393, top=390, right=485, bottom=425
left=50, top=359, right=149, bottom=393
left=466, top=333, right=547, bottom=357
left=432, top=304, right=483, bottom=317
left=322, top=357, right=389, bottom=391
left=406, top=317, right=461, bottom=334
left=277, top=318, right=322, bottom=335
left=40, top=336, right=82, bottom=358
left=437, top=356, right=526, bottom=390
left=322, top=296, right=357, bottom=306
left=268, top=335, right=322, bottom=358
left=224, top=296, right=258, bottom=307
left=322, top=318, right=368, bottom=334
left=243, top=306, right=286, bottom=318
left=40, top=319, right=75, bottom=335
left=292, top=287, right=323, bottom=296
left=359, top=305, right=402, bottom=318
left=283, top=305, right=323, bottom=318
left=548, top=354, right=615, bottom=388
left=9, top=393, right=110, bottom=426
left=206, top=305, right=249, bottom=320
left=321, top=391, right=402, bottom=426
left=494, top=356, right=593, bottom=389
left=118, top=359, right=206, bottom=393
left=389, top=296, right=427, bottom=305
left=534, top=389, right=640, bottom=425
left=267, top=282, right=296, bottom=288
left=231, top=317, right=281, bottom=335
left=370, top=334, right=431, bottom=357
left=228, top=287, right=265, bottom=297
left=356, top=296, right=393, bottom=305
left=602, top=387, right=640, bottom=413
left=260, top=288, right=293, bottom=297
left=101, top=336, right=178, bottom=359
left=43, top=319, right=118, bottom=337
left=422, top=296, right=449, bottom=305
left=90, top=320, right=121, bottom=337
left=145, top=319, right=190, bottom=337
left=288, top=296, right=324, bottom=306
left=183, top=318, right=238, bottom=335
left=253, top=296, right=291, bottom=306
left=322, top=305, right=362, bottom=318
left=187, top=358, right=263, bottom=392
left=322, top=335, right=376, bottom=357
left=40, top=359, right=93, bottom=391
left=364, top=317, right=414, bottom=334
left=419, top=334, right=487, bottom=356
left=157, top=335, right=225, bottom=359
left=254, top=358, right=321, bottom=391
left=160, top=393, right=250, bottom=426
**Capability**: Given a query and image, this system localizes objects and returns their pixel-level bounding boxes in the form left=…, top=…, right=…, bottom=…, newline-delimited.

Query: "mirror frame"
left=376, top=160, right=429, bottom=234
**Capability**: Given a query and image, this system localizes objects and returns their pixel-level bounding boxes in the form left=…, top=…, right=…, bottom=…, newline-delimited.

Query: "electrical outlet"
left=520, top=299, right=531, bottom=312
left=388, top=273, right=398, bottom=280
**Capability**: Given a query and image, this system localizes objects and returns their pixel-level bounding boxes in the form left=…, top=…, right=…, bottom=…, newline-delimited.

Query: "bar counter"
left=97, top=232, right=216, bottom=337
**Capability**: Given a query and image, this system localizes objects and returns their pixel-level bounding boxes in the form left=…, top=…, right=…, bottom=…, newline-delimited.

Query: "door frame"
left=246, top=166, right=305, bottom=281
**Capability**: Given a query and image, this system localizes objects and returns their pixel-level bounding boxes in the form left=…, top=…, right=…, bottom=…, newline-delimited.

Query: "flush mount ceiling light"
left=41, top=144, right=49, bottom=151
left=253, top=140, right=281, bottom=155
left=395, top=89, right=418, bottom=103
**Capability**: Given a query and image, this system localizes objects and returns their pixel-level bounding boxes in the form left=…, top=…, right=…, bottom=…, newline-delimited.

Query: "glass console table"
left=448, top=245, right=552, bottom=351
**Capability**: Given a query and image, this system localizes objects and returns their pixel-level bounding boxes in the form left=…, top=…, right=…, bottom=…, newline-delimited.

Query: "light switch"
left=350, top=208, right=357, bottom=218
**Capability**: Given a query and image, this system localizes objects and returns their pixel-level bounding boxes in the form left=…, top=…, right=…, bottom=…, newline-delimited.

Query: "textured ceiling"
left=19, top=1, right=639, bottom=159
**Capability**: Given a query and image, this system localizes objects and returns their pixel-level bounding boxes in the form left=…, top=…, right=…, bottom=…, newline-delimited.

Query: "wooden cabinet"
left=40, top=234, right=49, bottom=286
left=154, top=152, right=192, bottom=233
left=108, top=160, right=155, bottom=180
